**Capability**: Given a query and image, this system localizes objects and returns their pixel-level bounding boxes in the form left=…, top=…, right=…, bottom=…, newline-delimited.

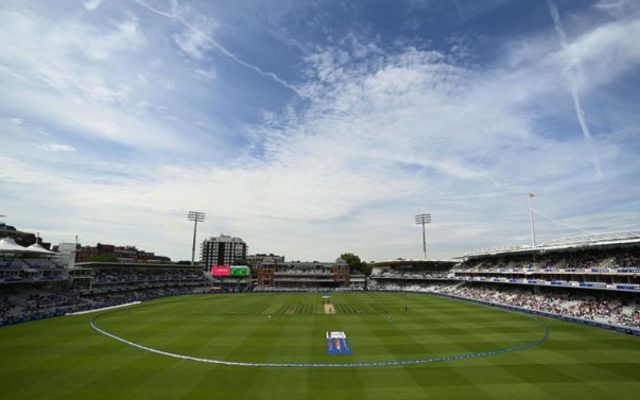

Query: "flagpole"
left=528, top=193, right=536, bottom=248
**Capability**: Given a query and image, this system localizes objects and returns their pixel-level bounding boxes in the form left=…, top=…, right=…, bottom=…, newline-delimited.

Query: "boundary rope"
left=89, top=299, right=549, bottom=368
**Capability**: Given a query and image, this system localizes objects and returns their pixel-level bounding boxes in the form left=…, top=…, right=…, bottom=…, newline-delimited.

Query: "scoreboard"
left=211, top=265, right=250, bottom=277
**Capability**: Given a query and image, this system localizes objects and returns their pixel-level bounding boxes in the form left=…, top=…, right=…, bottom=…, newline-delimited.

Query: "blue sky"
left=1, top=0, right=639, bottom=261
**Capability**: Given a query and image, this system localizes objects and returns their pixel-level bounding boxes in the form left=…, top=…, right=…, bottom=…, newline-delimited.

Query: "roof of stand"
left=464, top=230, right=640, bottom=258
left=0, top=237, right=57, bottom=254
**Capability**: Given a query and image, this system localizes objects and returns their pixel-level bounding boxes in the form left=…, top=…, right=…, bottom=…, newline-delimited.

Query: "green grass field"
left=1, top=292, right=638, bottom=399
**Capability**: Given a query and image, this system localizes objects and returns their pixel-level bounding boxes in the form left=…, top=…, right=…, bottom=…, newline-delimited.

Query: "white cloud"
left=565, top=18, right=640, bottom=89
left=594, top=0, right=640, bottom=17
left=135, top=0, right=306, bottom=96
left=173, top=23, right=216, bottom=60
left=38, top=143, right=77, bottom=152
left=83, top=18, right=146, bottom=61
left=2, top=86, right=192, bottom=151
left=84, top=0, right=106, bottom=11
left=1, top=1, right=638, bottom=262
left=8, top=27, right=638, bottom=260
left=195, top=67, right=218, bottom=81
left=0, top=11, right=144, bottom=104
left=0, top=7, right=205, bottom=152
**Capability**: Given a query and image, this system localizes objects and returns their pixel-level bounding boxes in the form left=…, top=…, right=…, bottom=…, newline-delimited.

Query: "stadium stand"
left=0, top=254, right=211, bottom=326
left=438, top=283, right=640, bottom=328
left=367, top=259, right=458, bottom=292
left=255, top=259, right=351, bottom=291
left=454, top=242, right=640, bottom=292
left=367, top=237, right=640, bottom=331
left=2, top=232, right=639, bottom=333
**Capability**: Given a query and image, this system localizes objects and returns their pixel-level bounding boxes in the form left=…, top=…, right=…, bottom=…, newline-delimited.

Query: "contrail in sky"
left=547, top=0, right=602, bottom=178
left=132, top=0, right=310, bottom=99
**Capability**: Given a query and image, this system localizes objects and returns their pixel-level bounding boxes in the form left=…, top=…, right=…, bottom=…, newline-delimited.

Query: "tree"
left=339, top=253, right=371, bottom=276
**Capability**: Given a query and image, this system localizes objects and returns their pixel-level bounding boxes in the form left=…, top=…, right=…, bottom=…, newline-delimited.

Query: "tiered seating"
left=453, top=247, right=640, bottom=292
left=0, top=265, right=211, bottom=326
left=437, top=283, right=640, bottom=329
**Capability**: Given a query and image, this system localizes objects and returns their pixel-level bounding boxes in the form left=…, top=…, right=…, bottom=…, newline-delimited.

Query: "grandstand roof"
left=26, top=243, right=57, bottom=254
left=464, top=230, right=640, bottom=258
left=0, top=237, right=30, bottom=252
left=0, top=237, right=54, bottom=254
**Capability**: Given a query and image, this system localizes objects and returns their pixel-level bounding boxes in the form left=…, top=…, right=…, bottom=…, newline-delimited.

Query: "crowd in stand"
left=0, top=258, right=67, bottom=284
left=83, top=287, right=210, bottom=308
left=253, top=286, right=363, bottom=293
left=370, top=279, right=640, bottom=329
left=23, top=259, right=64, bottom=269
left=458, top=247, right=640, bottom=273
left=0, top=258, right=64, bottom=269
left=0, top=286, right=211, bottom=326
left=93, top=269, right=205, bottom=284
left=0, top=270, right=66, bottom=284
left=0, top=266, right=211, bottom=326
left=273, top=267, right=333, bottom=275
left=269, top=277, right=333, bottom=282
left=0, top=291, right=82, bottom=325
left=367, top=280, right=454, bottom=293
left=370, top=267, right=451, bottom=280
left=438, top=283, right=640, bottom=328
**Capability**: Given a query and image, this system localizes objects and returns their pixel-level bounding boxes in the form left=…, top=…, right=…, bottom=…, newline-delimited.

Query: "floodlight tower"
left=187, top=211, right=205, bottom=266
left=415, top=213, right=431, bottom=260
left=528, top=193, right=537, bottom=248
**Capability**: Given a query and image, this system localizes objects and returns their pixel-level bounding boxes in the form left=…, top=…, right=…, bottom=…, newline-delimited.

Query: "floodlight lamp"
left=188, top=211, right=205, bottom=222
left=415, top=213, right=431, bottom=225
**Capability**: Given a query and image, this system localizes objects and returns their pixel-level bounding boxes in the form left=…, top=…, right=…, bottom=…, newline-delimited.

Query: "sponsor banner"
left=231, top=266, right=250, bottom=276
left=211, top=265, right=251, bottom=277
left=211, top=265, right=231, bottom=277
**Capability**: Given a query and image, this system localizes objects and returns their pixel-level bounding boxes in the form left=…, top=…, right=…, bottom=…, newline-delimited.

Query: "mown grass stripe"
left=2, top=292, right=639, bottom=400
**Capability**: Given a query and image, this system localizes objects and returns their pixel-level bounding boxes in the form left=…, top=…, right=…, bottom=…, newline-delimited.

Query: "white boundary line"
left=90, top=312, right=548, bottom=368
left=66, top=302, right=141, bottom=316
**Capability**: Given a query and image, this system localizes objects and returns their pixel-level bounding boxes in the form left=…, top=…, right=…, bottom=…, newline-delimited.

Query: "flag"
left=528, top=192, right=535, bottom=198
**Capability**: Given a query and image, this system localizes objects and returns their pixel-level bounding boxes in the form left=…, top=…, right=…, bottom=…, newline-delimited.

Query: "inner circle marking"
left=90, top=308, right=549, bottom=368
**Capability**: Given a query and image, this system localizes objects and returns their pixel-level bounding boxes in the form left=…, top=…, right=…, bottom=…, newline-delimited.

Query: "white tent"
left=0, top=237, right=31, bottom=253
left=27, top=242, right=57, bottom=255
left=0, top=237, right=57, bottom=254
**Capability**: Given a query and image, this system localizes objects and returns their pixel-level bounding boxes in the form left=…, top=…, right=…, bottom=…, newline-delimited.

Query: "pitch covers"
left=326, top=331, right=353, bottom=355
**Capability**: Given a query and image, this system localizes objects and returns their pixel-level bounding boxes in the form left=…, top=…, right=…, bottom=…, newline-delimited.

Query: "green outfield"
left=0, top=292, right=638, bottom=399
